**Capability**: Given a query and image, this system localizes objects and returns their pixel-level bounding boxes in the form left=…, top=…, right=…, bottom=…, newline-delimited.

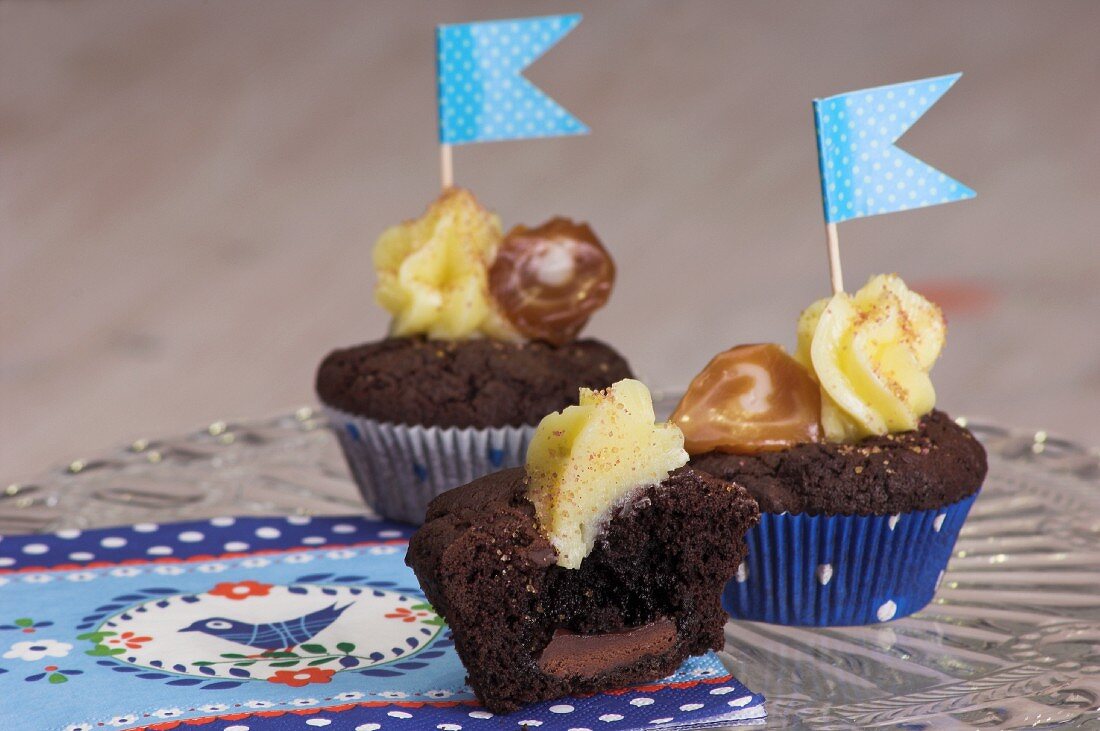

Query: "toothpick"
left=825, top=222, right=843, bottom=294
left=440, top=144, right=453, bottom=190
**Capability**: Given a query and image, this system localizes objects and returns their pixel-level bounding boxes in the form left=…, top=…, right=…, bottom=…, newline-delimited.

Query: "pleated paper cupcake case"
left=723, top=492, right=979, bottom=626
left=324, top=404, right=536, bottom=524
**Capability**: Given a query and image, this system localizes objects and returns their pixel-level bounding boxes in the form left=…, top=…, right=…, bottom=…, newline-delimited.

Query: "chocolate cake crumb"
left=316, top=336, right=632, bottom=427
left=690, top=410, right=986, bottom=515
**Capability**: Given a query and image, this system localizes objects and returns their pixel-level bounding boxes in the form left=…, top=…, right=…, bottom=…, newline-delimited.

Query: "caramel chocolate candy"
left=488, top=218, right=614, bottom=345
left=672, top=343, right=822, bottom=455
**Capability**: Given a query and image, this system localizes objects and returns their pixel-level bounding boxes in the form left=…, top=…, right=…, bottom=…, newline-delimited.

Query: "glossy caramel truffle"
left=489, top=218, right=614, bottom=345
left=672, top=343, right=822, bottom=455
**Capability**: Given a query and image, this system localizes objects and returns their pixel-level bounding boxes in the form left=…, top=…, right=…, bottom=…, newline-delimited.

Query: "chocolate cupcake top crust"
left=316, top=336, right=632, bottom=428
left=690, top=410, right=987, bottom=516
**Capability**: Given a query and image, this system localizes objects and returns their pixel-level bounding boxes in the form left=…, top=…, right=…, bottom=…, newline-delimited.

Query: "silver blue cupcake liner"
left=723, top=491, right=979, bottom=626
left=323, top=404, right=536, bottom=525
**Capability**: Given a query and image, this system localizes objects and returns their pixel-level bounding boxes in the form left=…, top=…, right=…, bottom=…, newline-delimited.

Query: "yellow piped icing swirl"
left=374, top=188, right=519, bottom=340
left=795, top=274, right=945, bottom=442
left=525, top=379, right=688, bottom=569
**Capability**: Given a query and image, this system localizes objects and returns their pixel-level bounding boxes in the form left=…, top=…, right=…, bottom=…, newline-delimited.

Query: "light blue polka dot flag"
left=813, top=73, right=976, bottom=224
left=436, top=14, right=589, bottom=145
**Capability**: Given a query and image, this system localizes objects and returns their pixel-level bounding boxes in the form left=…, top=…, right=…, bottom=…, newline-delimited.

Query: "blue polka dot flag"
left=436, top=14, right=589, bottom=145
left=813, top=73, right=976, bottom=224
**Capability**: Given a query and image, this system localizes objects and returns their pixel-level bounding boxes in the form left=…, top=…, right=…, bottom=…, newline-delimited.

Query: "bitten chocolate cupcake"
left=406, top=379, right=759, bottom=712
left=672, top=274, right=987, bottom=625
left=318, top=188, right=632, bottom=523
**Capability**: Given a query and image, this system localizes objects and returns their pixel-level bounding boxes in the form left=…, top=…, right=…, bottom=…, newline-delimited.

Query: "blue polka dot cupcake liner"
left=723, top=491, right=979, bottom=626
left=323, top=404, right=536, bottom=525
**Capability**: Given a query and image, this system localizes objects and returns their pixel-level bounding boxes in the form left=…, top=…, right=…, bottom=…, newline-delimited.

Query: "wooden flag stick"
left=825, top=222, right=844, bottom=294
left=440, top=144, right=453, bottom=190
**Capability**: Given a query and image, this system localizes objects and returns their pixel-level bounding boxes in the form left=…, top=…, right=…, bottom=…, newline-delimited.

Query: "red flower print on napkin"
left=107, top=631, right=152, bottom=650
left=266, top=667, right=335, bottom=687
left=384, top=606, right=432, bottom=623
left=209, top=581, right=273, bottom=600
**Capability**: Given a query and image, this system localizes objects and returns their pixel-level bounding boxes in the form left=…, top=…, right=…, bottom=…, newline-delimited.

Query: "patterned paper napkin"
left=0, top=516, right=765, bottom=730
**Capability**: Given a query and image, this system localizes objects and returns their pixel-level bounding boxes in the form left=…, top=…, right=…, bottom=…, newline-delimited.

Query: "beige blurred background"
left=2, top=0, right=1099, bottom=480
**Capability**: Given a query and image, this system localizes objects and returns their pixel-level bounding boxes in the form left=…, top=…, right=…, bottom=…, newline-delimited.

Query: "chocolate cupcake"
left=318, top=188, right=632, bottom=523
left=672, top=275, right=987, bottom=625
left=406, top=379, right=759, bottom=712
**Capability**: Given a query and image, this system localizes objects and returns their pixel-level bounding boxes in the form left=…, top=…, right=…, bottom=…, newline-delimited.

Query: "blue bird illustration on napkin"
left=179, top=603, right=351, bottom=651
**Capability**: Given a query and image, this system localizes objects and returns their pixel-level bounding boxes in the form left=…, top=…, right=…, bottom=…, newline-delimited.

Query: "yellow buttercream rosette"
left=374, top=188, right=519, bottom=340
left=525, top=379, right=687, bottom=569
left=795, top=274, right=946, bottom=442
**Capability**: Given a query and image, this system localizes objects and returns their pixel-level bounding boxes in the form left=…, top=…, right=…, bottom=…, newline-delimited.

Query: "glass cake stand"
left=3, top=398, right=1099, bottom=730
